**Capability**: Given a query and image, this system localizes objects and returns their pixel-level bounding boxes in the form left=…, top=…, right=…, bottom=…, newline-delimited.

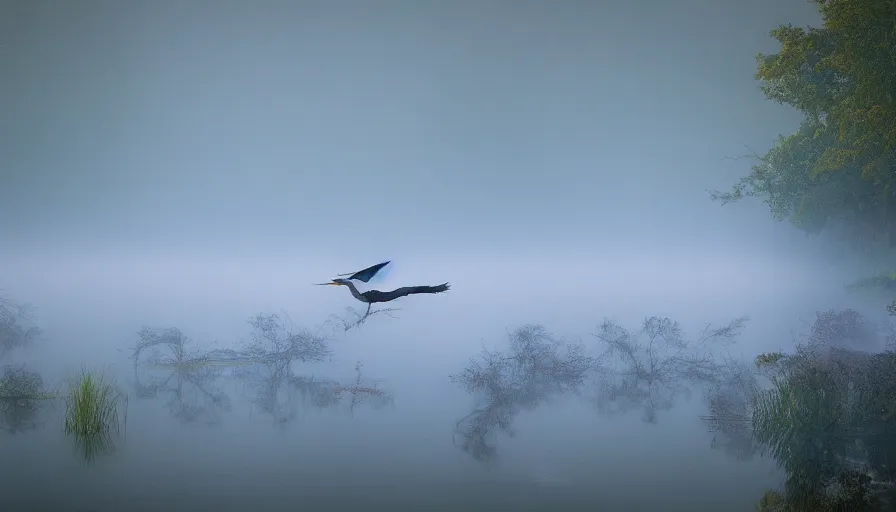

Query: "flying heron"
left=316, top=261, right=450, bottom=315
left=316, top=277, right=450, bottom=304
left=335, top=260, right=391, bottom=283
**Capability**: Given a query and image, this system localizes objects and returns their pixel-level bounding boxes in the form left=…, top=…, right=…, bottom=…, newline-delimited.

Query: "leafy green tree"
left=712, top=0, right=896, bottom=248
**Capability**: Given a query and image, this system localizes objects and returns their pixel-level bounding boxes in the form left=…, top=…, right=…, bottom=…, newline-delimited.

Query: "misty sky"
left=2, top=0, right=824, bottom=263
left=2, top=5, right=883, bottom=510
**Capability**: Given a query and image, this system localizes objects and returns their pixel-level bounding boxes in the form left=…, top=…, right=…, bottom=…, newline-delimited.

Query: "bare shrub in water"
left=0, top=296, right=40, bottom=360
left=591, top=315, right=748, bottom=423
left=131, top=313, right=334, bottom=426
left=450, top=325, right=597, bottom=463
left=0, top=365, right=54, bottom=433
left=244, top=312, right=332, bottom=364
left=131, top=326, right=188, bottom=363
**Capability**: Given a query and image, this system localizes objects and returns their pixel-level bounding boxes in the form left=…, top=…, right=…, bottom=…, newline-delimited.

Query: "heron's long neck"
left=342, top=281, right=367, bottom=301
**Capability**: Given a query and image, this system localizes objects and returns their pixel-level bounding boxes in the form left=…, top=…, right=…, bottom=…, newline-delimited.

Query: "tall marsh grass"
left=64, top=369, right=128, bottom=462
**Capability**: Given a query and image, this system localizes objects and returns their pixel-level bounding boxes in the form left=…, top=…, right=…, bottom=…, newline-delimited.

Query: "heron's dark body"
left=329, top=279, right=449, bottom=304
left=338, top=261, right=390, bottom=283
left=359, top=283, right=450, bottom=303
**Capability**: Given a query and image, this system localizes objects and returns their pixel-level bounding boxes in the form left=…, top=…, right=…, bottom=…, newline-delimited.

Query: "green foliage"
left=750, top=310, right=896, bottom=509
left=807, top=309, right=878, bottom=350
left=753, top=366, right=850, bottom=507
left=757, top=489, right=787, bottom=511
left=757, top=471, right=879, bottom=511
left=64, top=370, right=126, bottom=463
left=752, top=358, right=889, bottom=510
left=755, top=352, right=786, bottom=368
left=848, top=272, right=896, bottom=291
left=713, top=1, right=896, bottom=248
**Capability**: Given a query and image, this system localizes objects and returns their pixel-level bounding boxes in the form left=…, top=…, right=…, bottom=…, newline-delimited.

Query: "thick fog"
left=2, top=1, right=888, bottom=511
left=3, top=0, right=825, bottom=255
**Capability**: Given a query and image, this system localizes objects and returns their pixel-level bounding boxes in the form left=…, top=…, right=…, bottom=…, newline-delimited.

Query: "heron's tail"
left=405, top=283, right=450, bottom=295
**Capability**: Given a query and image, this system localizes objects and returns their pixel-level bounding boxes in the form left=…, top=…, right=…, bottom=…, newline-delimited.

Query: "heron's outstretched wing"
left=361, top=283, right=450, bottom=303
left=336, top=261, right=391, bottom=283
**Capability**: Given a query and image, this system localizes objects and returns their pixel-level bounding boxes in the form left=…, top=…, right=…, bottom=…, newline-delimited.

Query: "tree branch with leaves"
left=711, top=0, right=896, bottom=251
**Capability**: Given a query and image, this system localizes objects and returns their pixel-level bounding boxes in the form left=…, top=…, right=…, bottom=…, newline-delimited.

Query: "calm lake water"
left=0, top=254, right=868, bottom=511
left=0, top=369, right=781, bottom=512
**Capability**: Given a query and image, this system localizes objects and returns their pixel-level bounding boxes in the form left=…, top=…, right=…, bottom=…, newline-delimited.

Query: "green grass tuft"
left=63, top=369, right=127, bottom=462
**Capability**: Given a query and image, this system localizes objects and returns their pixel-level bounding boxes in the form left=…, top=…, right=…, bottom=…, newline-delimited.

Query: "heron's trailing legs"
left=325, top=305, right=400, bottom=333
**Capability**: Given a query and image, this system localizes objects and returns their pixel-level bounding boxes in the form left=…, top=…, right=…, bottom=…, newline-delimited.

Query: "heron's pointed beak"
left=314, top=281, right=340, bottom=286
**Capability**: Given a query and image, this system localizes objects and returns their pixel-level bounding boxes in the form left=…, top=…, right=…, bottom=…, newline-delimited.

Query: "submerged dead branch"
left=343, top=361, right=395, bottom=416
left=132, top=327, right=234, bottom=425
left=235, top=358, right=394, bottom=426
left=133, top=359, right=232, bottom=426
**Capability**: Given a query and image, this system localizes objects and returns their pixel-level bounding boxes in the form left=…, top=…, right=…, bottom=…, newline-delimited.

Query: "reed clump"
left=63, top=369, right=126, bottom=462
